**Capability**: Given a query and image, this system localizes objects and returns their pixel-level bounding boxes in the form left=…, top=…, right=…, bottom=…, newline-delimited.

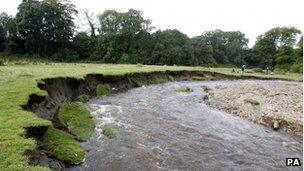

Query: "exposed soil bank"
left=206, top=80, right=303, bottom=137
left=21, top=70, right=297, bottom=169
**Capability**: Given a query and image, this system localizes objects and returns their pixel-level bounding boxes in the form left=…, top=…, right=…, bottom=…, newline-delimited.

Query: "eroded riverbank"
left=70, top=80, right=303, bottom=171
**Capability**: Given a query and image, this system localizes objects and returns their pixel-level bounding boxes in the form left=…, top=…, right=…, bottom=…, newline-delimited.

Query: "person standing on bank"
left=241, top=64, right=245, bottom=75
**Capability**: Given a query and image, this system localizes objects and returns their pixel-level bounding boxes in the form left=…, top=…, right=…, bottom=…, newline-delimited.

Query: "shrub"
left=41, top=127, right=85, bottom=164
left=252, top=68, right=264, bottom=73
left=51, top=48, right=79, bottom=62
left=58, top=102, right=94, bottom=141
left=96, top=84, right=111, bottom=96
left=76, top=94, right=90, bottom=103
left=176, top=86, right=193, bottom=93
left=102, top=124, right=117, bottom=139
left=290, top=62, right=303, bottom=73
left=0, top=59, right=5, bottom=66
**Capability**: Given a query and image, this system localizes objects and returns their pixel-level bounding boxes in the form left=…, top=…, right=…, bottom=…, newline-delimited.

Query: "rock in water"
left=273, top=120, right=280, bottom=130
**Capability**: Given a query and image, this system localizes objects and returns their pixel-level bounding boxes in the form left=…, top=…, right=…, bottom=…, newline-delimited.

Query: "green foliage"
left=192, top=30, right=248, bottom=66
left=0, top=58, right=5, bottom=66
left=15, top=0, right=77, bottom=56
left=102, top=124, right=117, bottom=139
left=96, top=84, right=111, bottom=96
left=76, top=94, right=90, bottom=103
left=41, top=127, right=85, bottom=164
left=58, top=102, right=94, bottom=141
left=51, top=48, right=79, bottom=62
left=252, top=68, right=264, bottom=73
left=176, top=86, right=193, bottom=93
left=251, top=27, right=302, bottom=69
left=151, top=29, right=195, bottom=66
left=73, top=32, right=97, bottom=59
left=290, top=62, right=303, bottom=73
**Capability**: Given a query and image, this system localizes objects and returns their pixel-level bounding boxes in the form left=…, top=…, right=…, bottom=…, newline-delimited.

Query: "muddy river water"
left=70, top=80, right=302, bottom=171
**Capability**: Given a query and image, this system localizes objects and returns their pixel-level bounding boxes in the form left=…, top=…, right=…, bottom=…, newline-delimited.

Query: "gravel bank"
left=206, top=80, right=303, bottom=137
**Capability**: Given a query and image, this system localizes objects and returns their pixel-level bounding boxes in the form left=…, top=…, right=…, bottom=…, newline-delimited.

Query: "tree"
left=253, top=27, right=302, bottom=69
left=15, top=0, right=77, bottom=56
left=190, top=37, right=216, bottom=65
left=84, top=9, right=97, bottom=37
left=150, top=29, right=196, bottom=66
left=95, top=9, right=153, bottom=63
left=73, top=32, right=97, bottom=59
left=191, top=30, right=248, bottom=66
left=0, top=25, right=5, bottom=52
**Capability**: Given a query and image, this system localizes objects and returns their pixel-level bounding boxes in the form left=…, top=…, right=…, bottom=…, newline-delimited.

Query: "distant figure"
left=241, top=65, right=245, bottom=75
left=266, top=66, right=269, bottom=75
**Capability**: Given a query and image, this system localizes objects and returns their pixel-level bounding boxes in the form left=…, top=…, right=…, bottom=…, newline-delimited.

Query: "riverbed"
left=69, top=80, right=303, bottom=171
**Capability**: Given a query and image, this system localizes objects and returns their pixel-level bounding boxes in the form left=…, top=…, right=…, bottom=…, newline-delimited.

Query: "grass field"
left=0, top=62, right=302, bottom=170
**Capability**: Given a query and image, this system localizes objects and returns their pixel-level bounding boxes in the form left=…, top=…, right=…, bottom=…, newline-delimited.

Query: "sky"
left=0, top=0, right=303, bottom=47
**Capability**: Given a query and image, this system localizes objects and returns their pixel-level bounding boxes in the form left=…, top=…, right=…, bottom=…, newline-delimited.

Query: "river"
left=69, top=80, right=302, bottom=171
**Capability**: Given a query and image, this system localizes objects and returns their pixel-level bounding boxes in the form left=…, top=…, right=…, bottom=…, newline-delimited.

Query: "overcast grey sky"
left=0, top=0, right=303, bottom=46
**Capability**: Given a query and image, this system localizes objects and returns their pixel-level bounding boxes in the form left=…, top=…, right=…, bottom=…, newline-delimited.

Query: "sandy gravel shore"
left=206, top=80, right=303, bottom=137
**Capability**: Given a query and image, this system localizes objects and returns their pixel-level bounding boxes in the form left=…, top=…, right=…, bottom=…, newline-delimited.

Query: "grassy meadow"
left=0, top=61, right=302, bottom=170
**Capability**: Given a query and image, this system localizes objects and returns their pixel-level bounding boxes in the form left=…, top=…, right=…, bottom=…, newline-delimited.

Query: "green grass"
left=57, top=102, right=94, bottom=141
left=40, top=127, right=85, bottom=164
left=102, top=124, right=117, bottom=139
left=176, top=86, right=193, bottom=93
left=96, top=84, right=111, bottom=96
left=76, top=94, right=90, bottom=103
left=0, top=61, right=301, bottom=170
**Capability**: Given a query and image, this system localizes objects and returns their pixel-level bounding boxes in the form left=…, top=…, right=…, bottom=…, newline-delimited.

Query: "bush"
left=102, top=124, right=117, bottom=139
left=51, top=48, right=79, bottom=62
left=58, top=102, right=94, bottom=141
left=290, top=62, right=303, bottom=73
left=96, top=84, right=111, bottom=96
left=0, top=59, right=5, bottom=66
left=275, top=64, right=292, bottom=71
left=252, top=68, right=264, bottom=73
left=76, top=94, right=90, bottom=103
left=41, top=127, right=85, bottom=164
left=176, top=86, right=193, bottom=93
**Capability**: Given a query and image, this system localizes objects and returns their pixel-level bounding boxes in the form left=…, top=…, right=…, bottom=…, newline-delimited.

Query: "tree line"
left=0, top=0, right=302, bottom=72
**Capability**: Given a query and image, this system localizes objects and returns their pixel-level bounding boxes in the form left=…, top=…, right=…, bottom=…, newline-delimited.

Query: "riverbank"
left=206, top=80, right=303, bottom=137
left=0, top=62, right=302, bottom=170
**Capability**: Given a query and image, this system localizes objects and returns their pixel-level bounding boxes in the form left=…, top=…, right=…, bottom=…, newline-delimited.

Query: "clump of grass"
left=252, top=68, right=264, bottom=73
left=76, top=94, right=90, bottom=103
left=136, top=63, right=143, bottom=67
left=58, top=102, right=94, bottom=141
left=203, top=94, right=209, bottom=101
left=176, top=86, right=193, bottom=93
left=96, top=84, right=111, bottom=96
left=0, top=59, right=5, bottom=66
left=41, top=127, right=85, bottom=164
left=102, top=124, right=117, bottom=139
left=244, top=99, right=260, bottom=106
